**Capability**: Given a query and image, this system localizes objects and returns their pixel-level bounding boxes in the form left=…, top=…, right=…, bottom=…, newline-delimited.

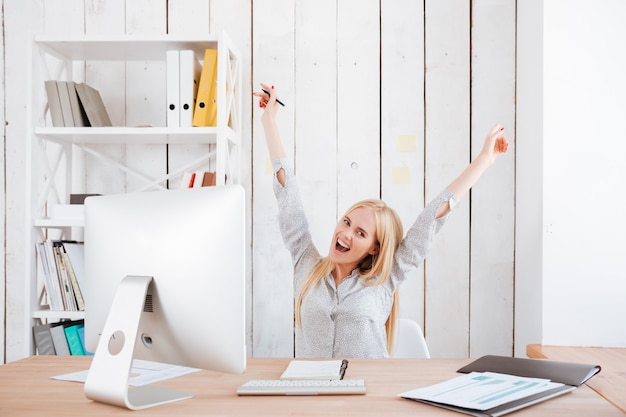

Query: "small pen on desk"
left=262, top=89, right=285, bottom=107
left=339, top=359, right=349, bottom=380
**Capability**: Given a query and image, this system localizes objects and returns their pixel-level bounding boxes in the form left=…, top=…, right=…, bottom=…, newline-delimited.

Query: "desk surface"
left=0, top=356, right=622, bottom=416
left=527, top=344, right=626, bottom=414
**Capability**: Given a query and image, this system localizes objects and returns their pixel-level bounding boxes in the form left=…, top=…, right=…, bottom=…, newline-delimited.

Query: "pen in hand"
left=262, top=89, right=285, bottom=107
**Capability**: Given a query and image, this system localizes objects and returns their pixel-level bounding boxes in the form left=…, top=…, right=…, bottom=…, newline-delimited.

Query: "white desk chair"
left=392, top=318, right=430, bottom=358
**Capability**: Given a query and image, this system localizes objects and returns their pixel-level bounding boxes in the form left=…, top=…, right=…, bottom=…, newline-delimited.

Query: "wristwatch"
left=448, top=195, right=458, bottom=211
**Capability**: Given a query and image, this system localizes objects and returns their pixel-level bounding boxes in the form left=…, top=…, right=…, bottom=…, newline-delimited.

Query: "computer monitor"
left=82, top=185, right=247, bottom=410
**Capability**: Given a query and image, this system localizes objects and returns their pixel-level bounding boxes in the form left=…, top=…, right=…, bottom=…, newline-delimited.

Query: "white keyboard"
left=236, top=379, right=367, bottom=396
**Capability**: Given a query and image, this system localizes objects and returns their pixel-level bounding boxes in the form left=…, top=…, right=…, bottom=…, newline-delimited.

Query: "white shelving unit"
left=25, top=33, right=241, bottom=353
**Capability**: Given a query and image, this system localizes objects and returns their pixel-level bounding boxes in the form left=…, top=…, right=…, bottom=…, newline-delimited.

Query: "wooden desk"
left=0, top=356, right=622, bottom=416
left=527, top=344, right=626, bottom=414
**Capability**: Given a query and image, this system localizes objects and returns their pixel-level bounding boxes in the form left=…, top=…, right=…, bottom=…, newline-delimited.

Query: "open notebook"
left=279, top=359, right=349, bottom=380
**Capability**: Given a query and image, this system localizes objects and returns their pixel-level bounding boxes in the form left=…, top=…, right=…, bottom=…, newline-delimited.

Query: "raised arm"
left=253, top=83, right=287, bottom=185
left=436, top=124, right=509, bottom=218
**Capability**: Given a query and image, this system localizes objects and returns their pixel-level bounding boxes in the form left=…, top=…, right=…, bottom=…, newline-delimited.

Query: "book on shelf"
left=62, top=241, right=86, bottom=306
left=61, top=247, right=85, bottom=311
left=49, top=322, right=71, bottom=355
left=194, top=171, right=216, bottom=187
left=76, top=326, right=94, bottom=355
left=65, top=80, right=90, bottom=127
left=45, top=80, right=94, bottom=127
left=74, top=82, right=112, bottom=127
left=193, top=48, right=218, bottom=127
left=36, top=241, right=63, bottom=311
left=64, top=323, right=85, bottom=356
left=52, top=241, right=78, bottom=311
left=44, top=80, right=65, bottom=127
left=180, top=171, right=216, bottom=188
left=33, top=323, right=56, bottom=355
left=399, top=355, right=601, bottom=417
left=56, top=80, right=75, bottom=127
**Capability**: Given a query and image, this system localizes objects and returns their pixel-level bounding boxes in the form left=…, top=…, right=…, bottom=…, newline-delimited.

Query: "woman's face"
left=329, top=206, right=379, bottom=267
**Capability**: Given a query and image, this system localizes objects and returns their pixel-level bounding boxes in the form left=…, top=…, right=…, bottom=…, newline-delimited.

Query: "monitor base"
left=84, top=275, right=194, bottom=410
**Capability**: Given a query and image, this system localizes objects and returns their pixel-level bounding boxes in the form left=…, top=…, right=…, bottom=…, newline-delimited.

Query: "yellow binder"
left=192, top=49, right=218, bottom=127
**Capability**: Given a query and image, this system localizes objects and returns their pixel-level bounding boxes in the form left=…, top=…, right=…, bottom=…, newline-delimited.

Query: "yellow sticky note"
left=392, top=166, right=411, bottom=184
left=397, top=134, right=417, bottom=152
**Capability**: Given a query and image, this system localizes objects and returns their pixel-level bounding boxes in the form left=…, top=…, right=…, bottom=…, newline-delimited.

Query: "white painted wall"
left=516, top=0, right=626, bottom=352
left=542, top=0, right=626, bottom=346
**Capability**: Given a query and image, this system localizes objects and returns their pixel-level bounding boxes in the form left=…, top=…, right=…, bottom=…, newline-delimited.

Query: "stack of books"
left=32, top=319, right=93, bottom=356
left=36, top=240, right=85, bottom=312
left=45, top=81, right=112, bottom=127
left=180, top=171, right=216, bottom=188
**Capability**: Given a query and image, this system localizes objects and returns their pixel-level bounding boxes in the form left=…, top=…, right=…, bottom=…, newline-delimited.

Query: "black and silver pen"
left=262, top=88, right=285, bottom=107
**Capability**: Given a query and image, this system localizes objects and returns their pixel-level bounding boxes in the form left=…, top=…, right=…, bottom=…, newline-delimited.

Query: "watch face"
left=449, top=197, right=458, bottom=210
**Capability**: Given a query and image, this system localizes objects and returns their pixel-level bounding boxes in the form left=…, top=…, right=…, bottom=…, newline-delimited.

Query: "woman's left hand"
left=480, top=124, right=509, bottom=165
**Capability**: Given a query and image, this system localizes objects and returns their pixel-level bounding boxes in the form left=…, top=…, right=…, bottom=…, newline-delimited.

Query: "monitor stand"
left=84, top=275, right=194, bottom=410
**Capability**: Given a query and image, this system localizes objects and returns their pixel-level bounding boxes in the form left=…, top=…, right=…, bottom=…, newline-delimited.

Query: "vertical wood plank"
left=424, top=0, right=471, bottom=358
left=125, top=0, right=168, bottom=192
left=514, top=0, right=543, bottom=357
left=469, top=0, right=516, bottom=357
left=336, top=0, right=380, bottom=210
left=380, top=0, right=426, bottom=330
left=84, top=0, right=127, bottom=194
left=252, top=0, right=296, bottom=357
left=0, top=0, right=5, bottom=363
left=4, top=0, right=46, bottom=361
left=294, top=0, right=338, bottom=259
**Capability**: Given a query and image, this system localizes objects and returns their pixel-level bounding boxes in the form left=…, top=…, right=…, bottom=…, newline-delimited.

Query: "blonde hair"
left=295, top=199, right=404, bottom=354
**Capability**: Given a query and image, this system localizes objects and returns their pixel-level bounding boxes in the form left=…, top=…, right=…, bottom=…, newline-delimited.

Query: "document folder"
left=179, top=50, right=201, bottom=127
left=400, top=355, right=601, bottom=417
left=166, top=50, right=180, bottom=127
left=192, top=49, right=218, bottom=127
left=456, top=354, right=600, bottom=386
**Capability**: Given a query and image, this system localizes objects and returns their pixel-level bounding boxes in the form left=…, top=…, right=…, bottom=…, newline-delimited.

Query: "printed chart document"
left=52, top=359, right=200, bottom=387
left=280, top=359, right=348, bottom=380
left=400, top=372, right=568, bottom=413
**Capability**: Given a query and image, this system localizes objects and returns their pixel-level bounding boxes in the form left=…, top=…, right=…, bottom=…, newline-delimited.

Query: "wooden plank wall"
left=0, top=0, right=5, bottom=363
left=4, top=0, right=516, bottom=361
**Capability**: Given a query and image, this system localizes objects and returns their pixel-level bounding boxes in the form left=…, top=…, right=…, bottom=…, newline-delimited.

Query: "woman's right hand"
left=253, top=83, right=281, bottom=125
left=253, top=82, right=288, bottom=165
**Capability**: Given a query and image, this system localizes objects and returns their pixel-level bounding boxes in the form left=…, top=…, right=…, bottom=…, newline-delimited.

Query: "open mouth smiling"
left=336, top=238, right=350, bottom=253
